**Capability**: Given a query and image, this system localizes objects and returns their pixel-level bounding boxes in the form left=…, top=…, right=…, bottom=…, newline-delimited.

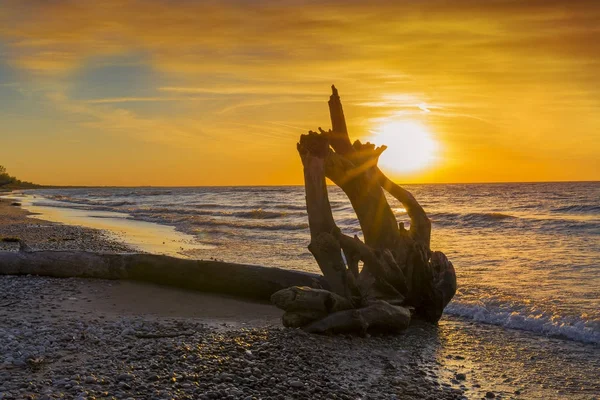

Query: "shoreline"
left=0, top=199, right=135, bottom=254
left=0, top=194, right=211, bottom=257
left=1, top=199, right=599, bottom=399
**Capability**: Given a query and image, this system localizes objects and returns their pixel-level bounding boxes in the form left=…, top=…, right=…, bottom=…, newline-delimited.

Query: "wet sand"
left=0, top=199, right=133, bottom=253
left=0, top=194, right=211, bottom=257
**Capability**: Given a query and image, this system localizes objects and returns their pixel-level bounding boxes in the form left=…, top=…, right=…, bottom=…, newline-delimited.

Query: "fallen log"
left=0, top=250, right=328, bottom=301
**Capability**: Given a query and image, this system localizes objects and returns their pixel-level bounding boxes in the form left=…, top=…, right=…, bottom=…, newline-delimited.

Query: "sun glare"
left=369, top=121, right=439, bottom=174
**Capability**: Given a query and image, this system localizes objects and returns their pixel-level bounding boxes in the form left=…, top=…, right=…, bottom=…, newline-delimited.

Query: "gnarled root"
left=271, top=286, right=353, bottom=314
left=271, top=287, right=412, bottom=334
left=303, top=300, right=411, bottom=335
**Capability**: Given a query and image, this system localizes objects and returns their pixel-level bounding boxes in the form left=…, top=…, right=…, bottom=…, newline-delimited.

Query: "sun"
left=369, top=120, right=439, bottom=174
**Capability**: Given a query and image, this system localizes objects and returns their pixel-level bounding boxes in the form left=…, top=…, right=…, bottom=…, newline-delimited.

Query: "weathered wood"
left=282, top=311, right=327, bottom=328
left=322, top=144, right=401, bottom=249
left=298, top=134, right=350, bottom=298
left=0, top=250, right=327, bottom=301
left=271, top=286, right=353, bottom=313
left=327, top=85, right=353, bottom=155
left=323, top=87, right=401, bottom=249
left=288, top=85, right=457, bottom=333
left=409, top=250, right=457, bottom=323
left=303, top=301, right=411, bottom=335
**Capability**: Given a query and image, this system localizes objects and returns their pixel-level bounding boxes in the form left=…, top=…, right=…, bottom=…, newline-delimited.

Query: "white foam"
left=445, top=301, right=600, bottom=345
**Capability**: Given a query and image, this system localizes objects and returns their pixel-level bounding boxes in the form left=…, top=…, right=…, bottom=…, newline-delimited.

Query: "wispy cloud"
left=46, top=91, right=213, bottom=147
left=158, top=86, right=323, bottom=96
left=84, top=96, right=203, bottom=104
left=0, top=0, right=599, bottom=183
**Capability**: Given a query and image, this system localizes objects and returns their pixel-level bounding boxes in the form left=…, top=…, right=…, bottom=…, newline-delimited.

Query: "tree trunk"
left=271, top=86, right=456, bottom=333
left=0, top=250, right=327, bottom=301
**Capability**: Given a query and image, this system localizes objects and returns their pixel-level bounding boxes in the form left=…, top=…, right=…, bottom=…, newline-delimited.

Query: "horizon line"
left=8, top=179, right=600, bottom=189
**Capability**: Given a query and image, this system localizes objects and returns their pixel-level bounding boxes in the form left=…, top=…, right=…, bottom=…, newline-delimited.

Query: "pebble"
left=289, top=380, right=304, bottom=388
left=117, top=373, right=134, bottom=381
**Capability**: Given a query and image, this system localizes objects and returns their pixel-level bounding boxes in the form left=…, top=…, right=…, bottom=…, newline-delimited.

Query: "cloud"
left=45, top=90, right=214, bottom=147
left=84, top=97, right=200, bottom=104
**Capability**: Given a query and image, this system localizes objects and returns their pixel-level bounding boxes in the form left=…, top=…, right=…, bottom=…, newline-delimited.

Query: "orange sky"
left=0, top=0, right=598, bottom=186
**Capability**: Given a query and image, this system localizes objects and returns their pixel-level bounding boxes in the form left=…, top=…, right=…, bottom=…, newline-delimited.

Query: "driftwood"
left=271, top=286, right=353, bottom=313
left=304, top=301, right=411, bottom=335
left=271, top=86, right=456, bottom=334
left=271, top=286, right=354, bottom=328
left=0, top=250, right=327, bottom=301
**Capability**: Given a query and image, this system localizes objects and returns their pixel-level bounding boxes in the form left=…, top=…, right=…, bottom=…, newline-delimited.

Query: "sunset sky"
left=0, top=0, right=598, bottom=186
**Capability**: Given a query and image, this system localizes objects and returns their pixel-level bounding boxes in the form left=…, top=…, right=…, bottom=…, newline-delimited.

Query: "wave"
left=467, top=212, right=516, bottom=220
left=512, top=203, right=543, bottom=210
left=142, top=207, right=305, bottom=220
left=273, top=204, right=308, bottom=210
left=31, top=201, right=116, bottom=212
left=192, top=219, right=309, bottom=231
left=445, top=301, right=600, bottom=345
left=431, top=211, right=600, bottom=233
left=231, top=209, right=299, bottom=219
left=34, top=197, right=308, bottom=221
left=183, top=217, right=308, bottom=231
left=551, top=204, right=600, bottom=214
left=431, top=212, right=517, bottom=227
left=126, top=190, right=173, bottom=196
left=43, top=196, right=136, bottom=208
left=134, top=213, right=309, bottom=232
left=191, top=203, right=248, bottom=210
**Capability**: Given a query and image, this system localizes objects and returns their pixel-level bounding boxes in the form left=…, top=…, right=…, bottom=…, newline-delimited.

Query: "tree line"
left=0, top=165, right=39, bottom=189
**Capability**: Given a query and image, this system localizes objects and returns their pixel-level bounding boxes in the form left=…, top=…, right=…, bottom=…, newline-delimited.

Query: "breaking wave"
left=430, top=212, right=517, bottom=227
left=445, top=300, right=600, bottom=345
left=188, top=218, right=309, bottom=231
left=551, top=204, right=600, bottom=214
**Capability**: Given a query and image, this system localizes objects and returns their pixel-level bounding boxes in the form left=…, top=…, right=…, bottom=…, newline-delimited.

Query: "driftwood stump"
left=271, top=86, right=456, bottom=334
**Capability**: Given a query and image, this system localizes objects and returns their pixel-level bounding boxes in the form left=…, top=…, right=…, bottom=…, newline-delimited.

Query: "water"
left=18, top=182, right=600, bottom=346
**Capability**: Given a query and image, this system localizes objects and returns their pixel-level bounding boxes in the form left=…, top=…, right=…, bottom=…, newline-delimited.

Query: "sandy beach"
left=1, top=198, right=599, bottom=400
left=0, top=199, right=133, bottom=254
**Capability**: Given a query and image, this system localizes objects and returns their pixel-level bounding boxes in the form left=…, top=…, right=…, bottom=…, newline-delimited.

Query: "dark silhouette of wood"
left=0, top=250, right=327, bottom=301
left=271, top=86, right=456, bottom=333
